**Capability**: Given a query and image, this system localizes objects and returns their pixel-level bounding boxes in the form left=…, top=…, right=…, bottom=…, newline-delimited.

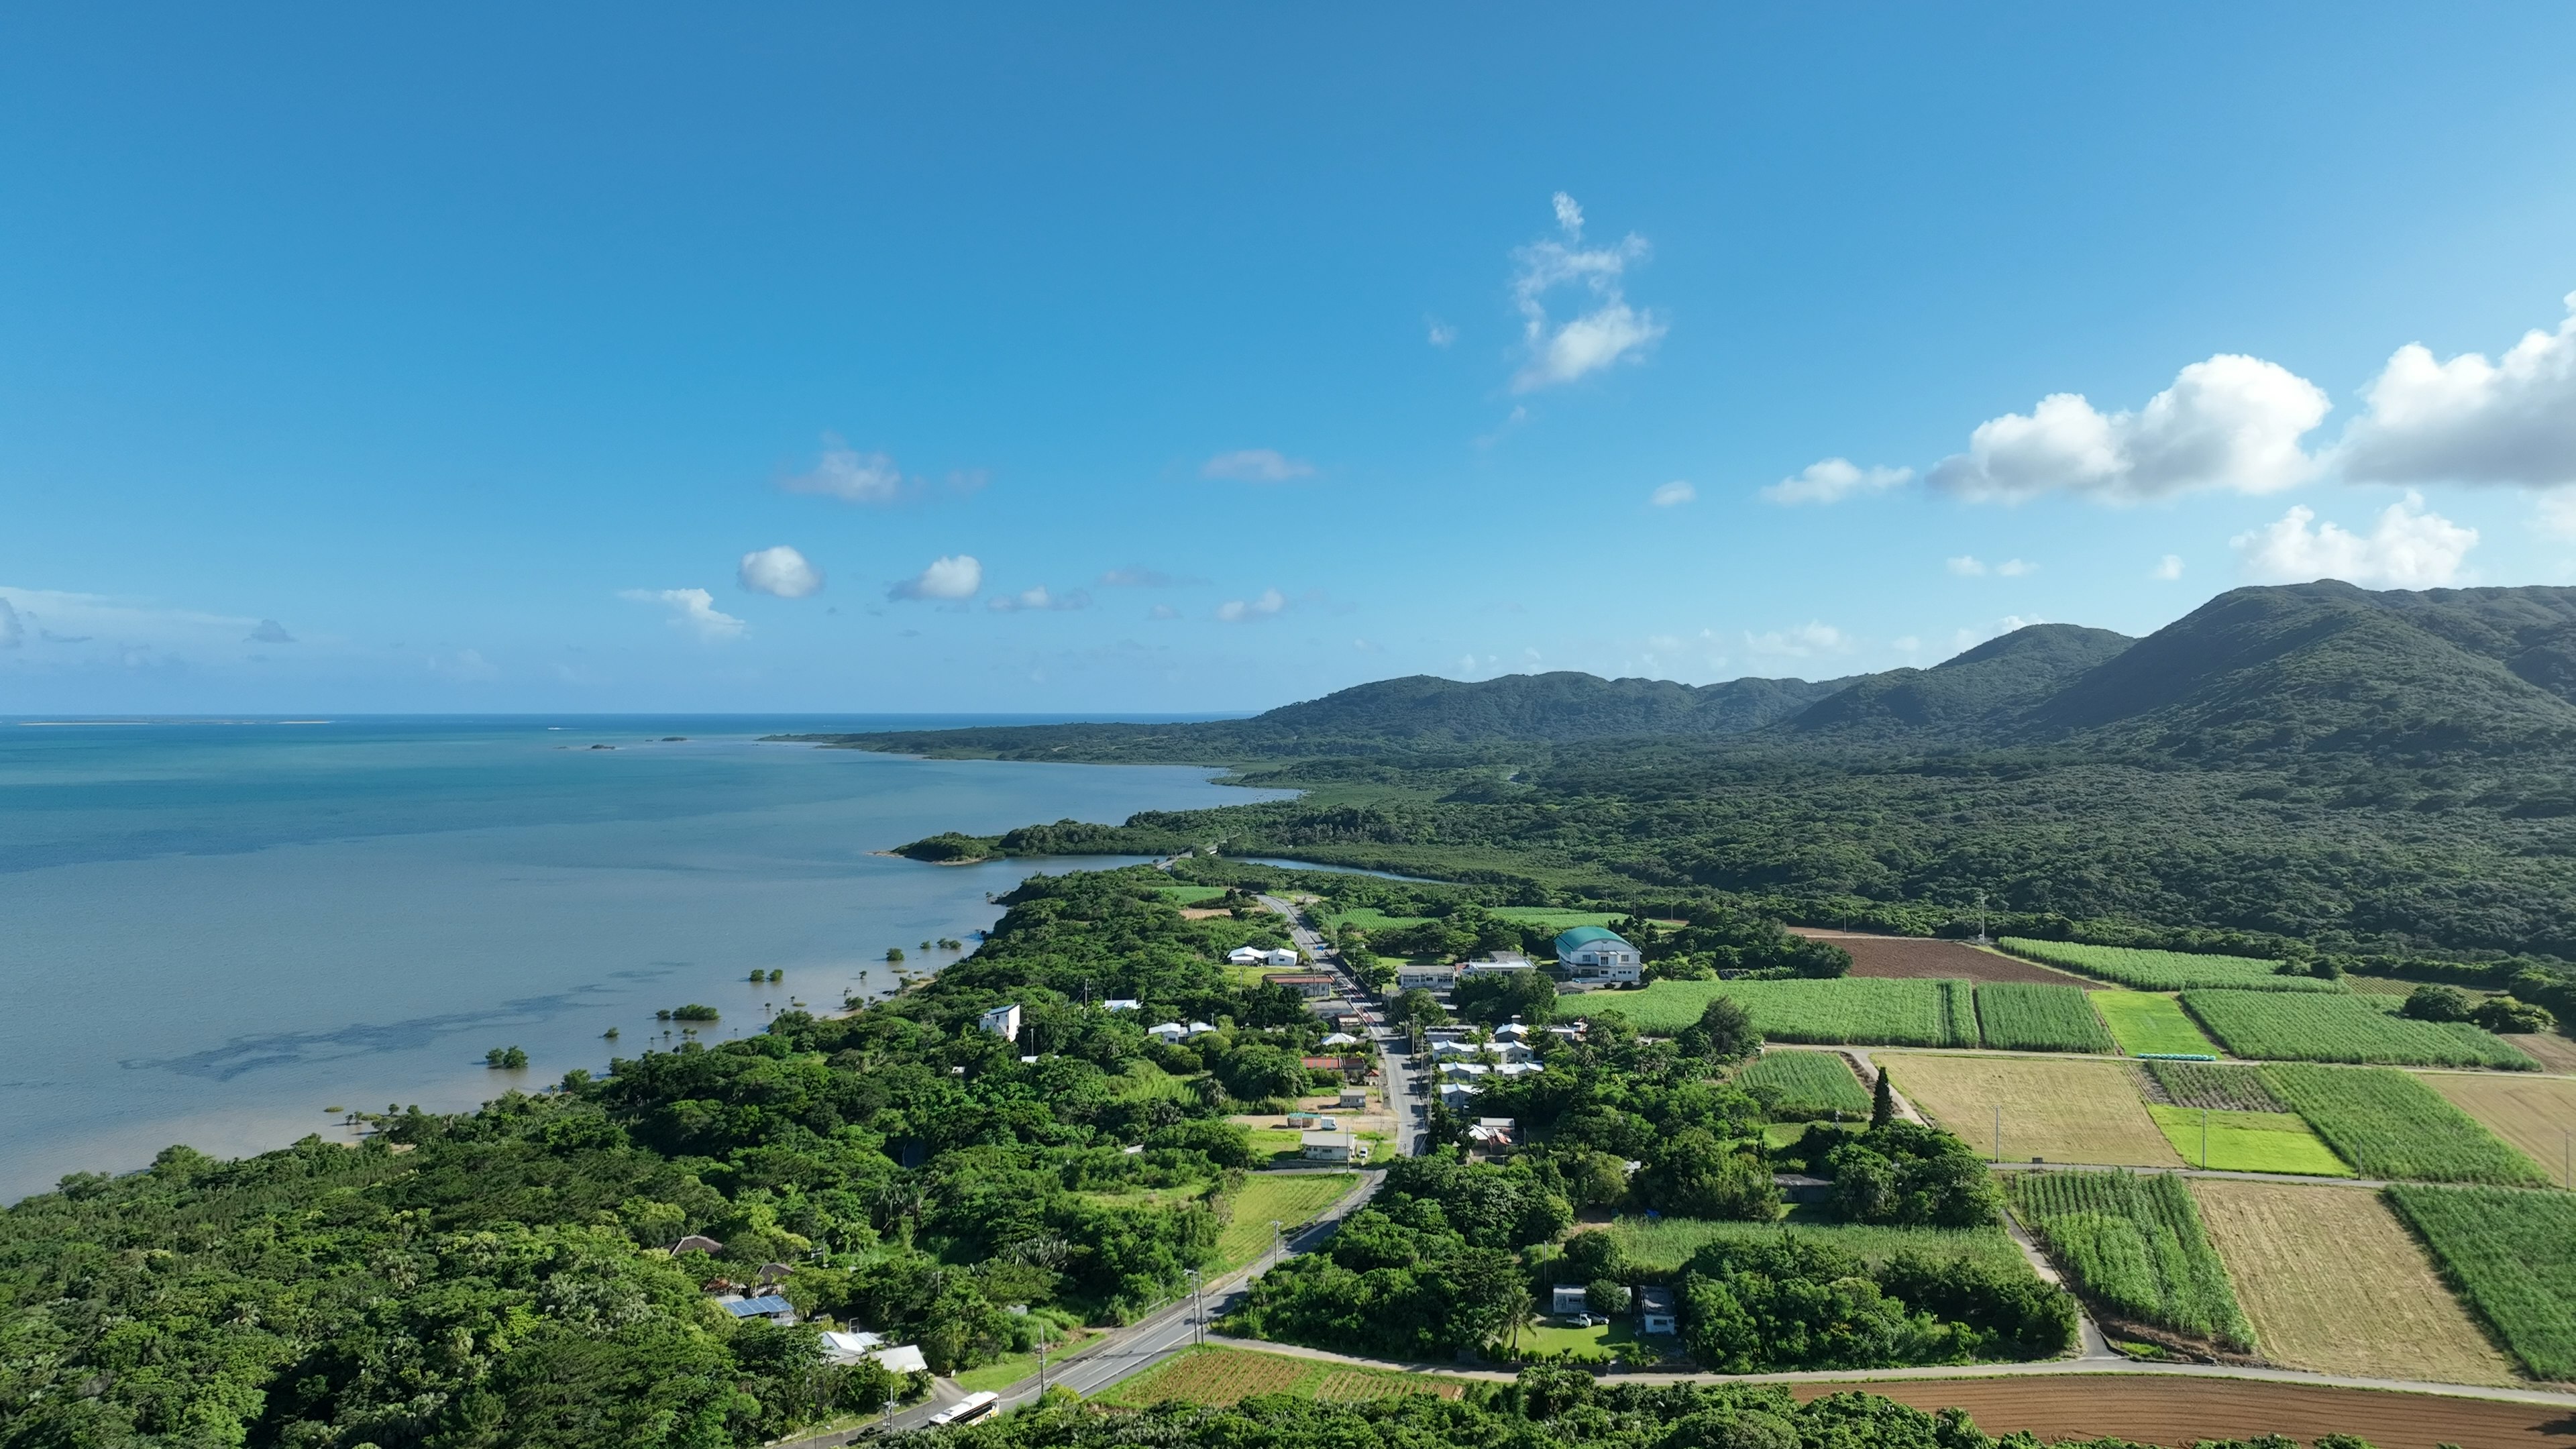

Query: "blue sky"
left=6, top=5, right=2576, bottom=713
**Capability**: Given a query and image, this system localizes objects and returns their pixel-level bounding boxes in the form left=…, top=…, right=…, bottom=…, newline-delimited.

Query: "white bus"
left=926, top=1392, right=1000, bottom=1427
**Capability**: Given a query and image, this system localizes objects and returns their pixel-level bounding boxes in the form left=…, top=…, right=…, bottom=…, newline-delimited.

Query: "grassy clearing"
left=1587, top=977, right=1975, bottom=1045
left=2141, top=1061, right=2282, bottom=1112
left=953, top=1328, right=1102, bottom=1392
left=1998, top=940, right=2341, bottom=992
left=1323, top=907, right=1436, bottom=932
left=2090, top=992, right=2222, bottom=1057
left=1091, top=1345, right=1464, bottom=1405
left=2386, top=1185, right=2576, bottom=1381
left=1737, top=1049, right=1872, bottom=1120
left=1488, top=907, right=1631, bottom=931
left=1516, top=1318, right=1644, bottom=1357
left=1602, top=1211, right=2031, bottom=1277
left=1106, top=1060, right=1201, bottom=1103
left=1881, top=1053, right=2183, bottom=1167
left=1976, top=983, right=2116, bottom=1053
left=2184, top=991, right=2535, bottom=1069
left=1152, top=884, right=1232, bottom=906
left=2419, top=1072, right=2576, bottom=1185
left=1210, top=1173, right=1357, bottom=1273
left=2190, top=1180, right=2518, bottom=1386
left=2144, top=1105, right=2351, bottom=1176
left=2261, top=1065, right=2549, bottom=1185
left=2008, top=1171, right=2253, bottom=1348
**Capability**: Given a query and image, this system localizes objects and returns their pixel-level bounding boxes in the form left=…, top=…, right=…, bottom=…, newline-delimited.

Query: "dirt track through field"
left=1790, top=929, right=2090, bottom=985
left=1787, top=1375, right=2576, bottom=1448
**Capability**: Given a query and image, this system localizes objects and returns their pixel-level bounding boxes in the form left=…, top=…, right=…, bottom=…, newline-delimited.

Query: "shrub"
left=2403, top=983, right=2475, bottom=1021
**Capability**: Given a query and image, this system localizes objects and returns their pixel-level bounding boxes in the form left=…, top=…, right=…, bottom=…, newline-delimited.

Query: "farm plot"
left=1591, top=977, right=1975, bottom=1044
left=1790, top=929, right=2089, bottom=985
left=2386, top=1185, right=2576, bottom=1381
left=2090, top=992, right=2222, bottom=1057
left=2420, top=1071, right=2576, bottom=1185
left=2261, top=1065, right=2549, bottom=1185
left=2184, top=991, right=2536, bottom=1069
left=1211, top=1173, right=1358, bottom=1272
left=1738, top=1049, right=1872, bottom=1120
left=2188, top=1179, right=2518, bottom=1387
left=1091, top=1346, right=1464, bottom=1406
left=1880, top=1053, right=2182, bottom=1167
left=2140, top=1061, right=2281, bottom=1112
left=1975, top=983, right=2115, bottom=1054
left=1605, top=1212, right=2030, bottom=1277
left=1998, top=939, right=2341, bottom=992
left=2007, top=1170, right=2253, bottom=1349
left=2144, top=1106, right=2351, bottom=1176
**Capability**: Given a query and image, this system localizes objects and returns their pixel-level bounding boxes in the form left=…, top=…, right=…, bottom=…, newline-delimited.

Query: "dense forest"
left=840, top=584, right=2576, bottom=981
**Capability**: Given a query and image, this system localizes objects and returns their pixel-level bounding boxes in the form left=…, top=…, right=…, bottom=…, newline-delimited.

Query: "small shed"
left=1337, top=1089, right=1367, bottom=1110
left=720, top=1294, right=797, bottom=1325
left=1301, top=1130, right=1364, bottom=1163
left=1550, top=1284, right=1589, bottom=1316
left=1635, top=1285, right=1678, bottom=1335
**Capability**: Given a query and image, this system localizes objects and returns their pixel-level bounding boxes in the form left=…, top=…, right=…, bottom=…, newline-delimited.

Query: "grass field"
left=2008, top=1171, right=2253, bottom=1348
left=1976, top=983, right=2116, bottom=1053
left=1324, top=907, right=1436, bottom=932
left=1091, top=1346, right=1465, bottom=1406
left=1603, top=1212, right=2031, bottom=1277
left=2419, top=1071, right=2576, bottom=1186
left=1880, top=1053, right=2183, bottom=1167
left=2190, top=1180, right=2518, bottom=1386
left=1516, top=1318, right=1646, bottom=1357
left=2141, top=1061, right=2282, bottom=1112
left=2090, top=992, right=2223, bottom=1057
left=1106, top=1060, right=1202, bottom=1103
left=1737, top=1049, right=1872, bottom=1120
left=1152, top=884, right=1232, bottom=906
left=1998, top=940, right=2343, bottom=993
left=1488, top=906, right=1631, bottom=932
left=2145, top=1105, right=2352, bottom=1176
left=2183, top=991, right=2537, bottom=1069
left=2386, top=1184, right=2576, bottom=1381
left=2261, top=1065, right=2550, bottom=1185
left=1212, top=1173, right=1357, bottom=1272
left=1589, top=977, right=1975, bottom=1045
left=953, top=1327, right=1102, bottom=1392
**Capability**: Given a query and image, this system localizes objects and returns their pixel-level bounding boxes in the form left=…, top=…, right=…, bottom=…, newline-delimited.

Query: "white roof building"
left=820, top=1333, right=929, bottom=1373
left=1148, top=1021, right=1189, bottom=1042
left=1103, top=999, right=1141, bottom=1012
left=1263, top=947, right=1301, bottom=967
left=1227, top=947, right=1267, bottom=965
left=1320, top=1031, right=1360, bottom=1046
left=977, top=1004, right=1022, bottom=1042
left=1186, top=1020, right=1219, bottom=1037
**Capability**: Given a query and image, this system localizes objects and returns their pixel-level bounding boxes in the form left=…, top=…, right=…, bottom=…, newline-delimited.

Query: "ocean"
left=0, top=715, right=1281, bottom=1201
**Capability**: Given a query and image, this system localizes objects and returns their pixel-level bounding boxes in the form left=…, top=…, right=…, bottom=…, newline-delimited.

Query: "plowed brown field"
left=1786, top=1375, right=2576, bottom=1448
left=1790, top=929, right=2088, bottom=985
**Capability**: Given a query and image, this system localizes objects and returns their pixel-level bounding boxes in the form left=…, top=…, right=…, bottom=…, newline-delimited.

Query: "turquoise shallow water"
left=0, top=715, right=1277, bottom=1200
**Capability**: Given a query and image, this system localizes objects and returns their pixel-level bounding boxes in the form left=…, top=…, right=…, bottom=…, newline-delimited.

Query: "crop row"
left=1976, top=983, right=2116, bottom=1053
left=2184, top=991, right=2535, bottom=1070
left=2261, top=1065, right=2548, bottom=1185
left=2141, top=1061, right=2282, bottom=1113
left=1736, top=1050, right=1873, bottom=1120
left=1996, top=939, right=2341, bottom=993
left=2006, top=1170, right=2252, bottom=1348
left=2385, top=1185, right=2576, bottom=1381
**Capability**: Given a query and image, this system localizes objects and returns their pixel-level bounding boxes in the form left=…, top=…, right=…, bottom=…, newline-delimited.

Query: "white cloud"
left=2337, top=293, right=2576, bottom=488
left=1996, top=558, right=2037, bottom=577
left=1745, top=622, right=1851, bottom=657
left=987, top=585, right=1090, bottom=613
left=1201, top=449, right=1314, bottom=482
left=888, top=555, right=983, bottom=601
left=738, top=545, right=823, bottom=598
left=1763, top=458, right=1913, bottom=506
left=1946, top=555, right=1987, bottom=577
left=1509, top=192, right=1666, bottom=392
left=783, top=438, right=906, bottom=504
left=1148, top=603, right=1181, bottom=621
left=1216, top=588, right=1287, bottom=623
left=2231, top=492, right=2476, bottom=588
left=1929, top=355, right=2329, bottom=503
left=1650, top=480, right=1696, bottom=508
left=245, top=619, right=296, bottom=644
left=1426, top=317, right=1456, bottom=348
left=2151, top=553, right=2186, bottom=580
left=1947, top=555, right=2033, bottom=578
left=2540, top=493, right=2576, bottom=541
left=619, top=587, right=747, bottom=641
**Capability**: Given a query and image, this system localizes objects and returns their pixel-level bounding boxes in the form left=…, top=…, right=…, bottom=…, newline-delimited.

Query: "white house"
left=1636, top=1285, right=1678, bottom=1334
left=1555, top=927, right=1643, bottom=984
left=1320, top=1031, right=1360, bottom=1047
left=1148, top=1021, right=1189, bottom=1044
left=1458, top=953, right=1535, bottom=977
left=1440, top=1084, right=1483, bottom=1110
left=1227, top=946, right=1267, bottom=966
left=1338, top=1088, right=1368, bottom=1110
left=820, top=1332, right=928, bottom=1375
left=1102, top=998, right=1141, bottom=1013
left=1301, top=1130, right=1366, bottom=1163
left=1186, top=1020, right=1219, bottom=1038
left=978, top=1004, right=1022, bottom=1042
left=1263, top=947, right=1301, bottom=968
left=1493, top=1021, right=1532, bottom=1042
left=1395, top=963, right=1458, bottom=991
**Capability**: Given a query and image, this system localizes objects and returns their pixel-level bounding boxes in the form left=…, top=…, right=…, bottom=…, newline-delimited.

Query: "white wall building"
left=1554, top=927, right=1643, bottom=983
left=978, top=1004, right=1022, bottom=1041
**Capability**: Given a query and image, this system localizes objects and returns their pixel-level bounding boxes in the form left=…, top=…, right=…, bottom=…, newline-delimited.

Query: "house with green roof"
left=1554, top=924, right=1642, bottom=983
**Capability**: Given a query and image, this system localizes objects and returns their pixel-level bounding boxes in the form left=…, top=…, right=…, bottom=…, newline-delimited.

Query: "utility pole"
left=1036, top=1328, right=1051, bottom=1395
left=1993, top=1105, right=2001, bottom=1164
left=1187, top=1268, right=1203, bottom=1346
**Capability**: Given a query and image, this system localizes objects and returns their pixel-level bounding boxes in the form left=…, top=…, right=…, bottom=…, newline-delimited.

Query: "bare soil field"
left=2421, top=1071, right=2576, bottom=1185
left=1786, top=1374, right=2576, bottom=1448
left=1790, top=928, right=2090, bottom=985
left=2190, top=1179, right=2522, bottom=1386
left=1878, top=1052, right=2184, bottom=1167
left=2504, top=1032, right=2576, bottom=1075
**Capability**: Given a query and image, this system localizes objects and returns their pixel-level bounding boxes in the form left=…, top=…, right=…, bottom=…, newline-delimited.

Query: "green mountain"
left=1779, top=623, right=2133, bottom=740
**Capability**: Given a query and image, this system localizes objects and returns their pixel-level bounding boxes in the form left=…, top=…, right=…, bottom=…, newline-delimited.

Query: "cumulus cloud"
left=2334, top=293, right=2576, bottom=488
left=1509, top=192, right=1666, bottom=392
left=2151, top=554, right=2186, bottom=580
left=244, top=619, right=295, bottom=644
left=1745, top=622, right=1851, bottom=657
left=620, top=587, right=747, bottom=641
left=783, top=438, right=906, bottom=503
left=1426, top=317, right=1456, bottom=348
left=1201, top=449, right=1314, bottom=482
left=1216, top=588, right=1287, bottom=623
left=1764, top=458, right=1913, bottom=506
left=1929, top=355, right=2328, bottom=503
left=737, top=545, right=824, bottom=598
left=888, top=555, right=983, bottom=602
left=1650, top=480, right=1696, bottom=507
left=2231, top=492, right=2476, bottom=588
left=987, top=586, right=1091, bottom=613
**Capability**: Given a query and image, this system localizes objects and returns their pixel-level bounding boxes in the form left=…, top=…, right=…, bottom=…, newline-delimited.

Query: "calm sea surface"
left=0, top=715, right=1281, bottom=1201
